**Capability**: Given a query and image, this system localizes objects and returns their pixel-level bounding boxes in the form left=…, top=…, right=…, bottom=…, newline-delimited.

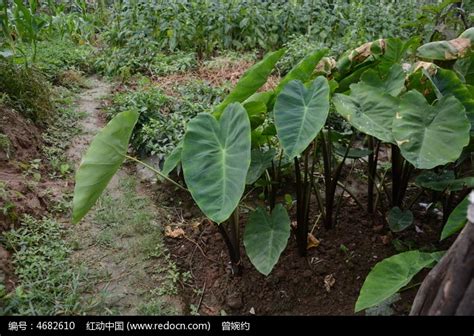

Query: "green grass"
left=1, top=216, right=86, bottom=315
left=0, top=58, right=54, bottom=124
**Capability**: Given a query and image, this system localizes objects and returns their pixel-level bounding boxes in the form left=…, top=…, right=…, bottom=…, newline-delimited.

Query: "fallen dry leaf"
left=165, top=226, right=185, bottom=238
left=324, top=274, right=336, bottom=292
left=380, top=234, right=392, bottom=245
left=307, top=233, right=320, bottom=249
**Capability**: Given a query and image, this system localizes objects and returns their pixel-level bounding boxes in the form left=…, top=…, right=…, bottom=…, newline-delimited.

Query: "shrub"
left=0, top=58, right=54, bottom=125
left=31, top=39, right=94, bottom=81
left=106, top=80, right=226, bottom=158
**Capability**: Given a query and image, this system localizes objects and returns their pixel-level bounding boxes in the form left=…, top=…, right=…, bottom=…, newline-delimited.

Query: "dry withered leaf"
left=380, top=234, right=392, bottom=245
left=307, top=233, right=320, bottom=249
left=165, top=225, right=185, bottom=238
left=324, top=274, right=336, bottom=292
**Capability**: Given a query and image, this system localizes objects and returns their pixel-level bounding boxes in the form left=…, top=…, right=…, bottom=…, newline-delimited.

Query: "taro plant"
left=73, top=29, right=473, bottom=283
left=73, top=49, right=294, bottom=276
left=334, top=32, right=473, bottom=224
left=354, top=29, right=474, bottom=313
left=274, top=77, right=329, bottom=255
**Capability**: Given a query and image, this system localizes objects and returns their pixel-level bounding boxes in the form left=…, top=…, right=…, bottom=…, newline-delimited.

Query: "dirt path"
left=66, top=77, right=185, bottom=315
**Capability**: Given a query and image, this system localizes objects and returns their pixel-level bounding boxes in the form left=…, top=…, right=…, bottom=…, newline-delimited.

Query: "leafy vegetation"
left=0, top=57, right=53, bottom=123
left=1, top=216, right=84, bottom=315
left=106, top=79, right=226, bottom=157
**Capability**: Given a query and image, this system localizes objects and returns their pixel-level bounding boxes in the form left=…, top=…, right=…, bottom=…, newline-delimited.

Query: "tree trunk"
left=410, top=192, right=474, bottom=315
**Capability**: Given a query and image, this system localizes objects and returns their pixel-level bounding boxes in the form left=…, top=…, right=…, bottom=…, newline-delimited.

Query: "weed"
left=0, top=181, right=16, bottom=221
left=138, top=293, right=178, bottom=315
left=1, top=216, right=85, bottom=315
left=0, top=133, right=12, bottom=159
left=20, top=159, right=42, bottom=182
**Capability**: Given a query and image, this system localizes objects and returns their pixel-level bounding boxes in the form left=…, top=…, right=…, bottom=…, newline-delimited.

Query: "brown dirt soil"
left=0, top=105, right=64, bottom=291
left=148, top=172, right=453, bottom=315
left=0, top=106, right=42, bottom=162
left=0, top=105, right=66, bottom=231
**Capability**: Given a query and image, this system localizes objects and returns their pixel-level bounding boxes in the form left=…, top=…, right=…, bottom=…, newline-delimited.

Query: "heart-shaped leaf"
left=275, top=77, right=329, bottom=159
left=355, top=250, right=443, bottom=312
left=246, top=148, right=276, bottom=185
left=441, top=195, right=469, bottom=241
left=359, top=64, right=405, bottom=97
left=244, top=204, right=291, bottom=276
left=162, top=141, right=182, bottom=177
left=429, top=67, right=474, bottom=133
left=182, top=103, right=251, bottom=224
left=393, top=90, right=470, bottom=169
left=72, top=110, right=139, bottom=224
left=387, top=207, right=413, bottom=232
left=416, top=170, right=474, bottom=192
left=334, top=83, right=398, bottom=144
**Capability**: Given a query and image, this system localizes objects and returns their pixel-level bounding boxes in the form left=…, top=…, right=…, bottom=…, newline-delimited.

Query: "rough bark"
left=410, top=192, right=474, bottom=315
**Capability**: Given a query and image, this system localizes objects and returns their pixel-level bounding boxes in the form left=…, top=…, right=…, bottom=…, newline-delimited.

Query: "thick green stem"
left=124, top=155, right=187, bottom=192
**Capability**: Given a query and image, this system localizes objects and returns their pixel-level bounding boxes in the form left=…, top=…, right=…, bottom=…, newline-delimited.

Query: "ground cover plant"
left=1, top=0, right=473, bottom=318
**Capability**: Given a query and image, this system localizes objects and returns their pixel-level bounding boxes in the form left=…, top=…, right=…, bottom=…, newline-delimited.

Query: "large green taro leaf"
left=430, top=68, right=474, bottom=133
left=359, top=64, right=405, bottom=97
left=162, top=141, right=183, bottom=177
left=182, top=103, right=251, bottom=224
left=274, top=77, right=329, bottom=159
left=415, top=170, right=474, bottom=192
left=441, top=195, right=470, bottom=241
left=387, top=207, right=413, bottom=233
left=334, top=83, right=398, bottom=144
left=377, top=37, right=417, bottom=75
left=455, top=54, right=474, bottom=85
left=417, top=27, right=474, bottom=60
left=393, top=91, right=470, bottom=169
left=72, top=110, right=139, bottom=224
left=213, top=49, right=284, bottom=119
left=246, top=148, right=276, bottom=185
left=243, top=204, right=291, bottom=276
left=355, top=250, right=443, bottom=312
left=275, top=49, right=327, bottom=95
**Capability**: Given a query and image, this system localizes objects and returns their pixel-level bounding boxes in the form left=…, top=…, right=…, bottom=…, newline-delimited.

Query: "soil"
left=0, top=105, right=57, bottom=291
left=148, top=170, right=454, bottom=316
